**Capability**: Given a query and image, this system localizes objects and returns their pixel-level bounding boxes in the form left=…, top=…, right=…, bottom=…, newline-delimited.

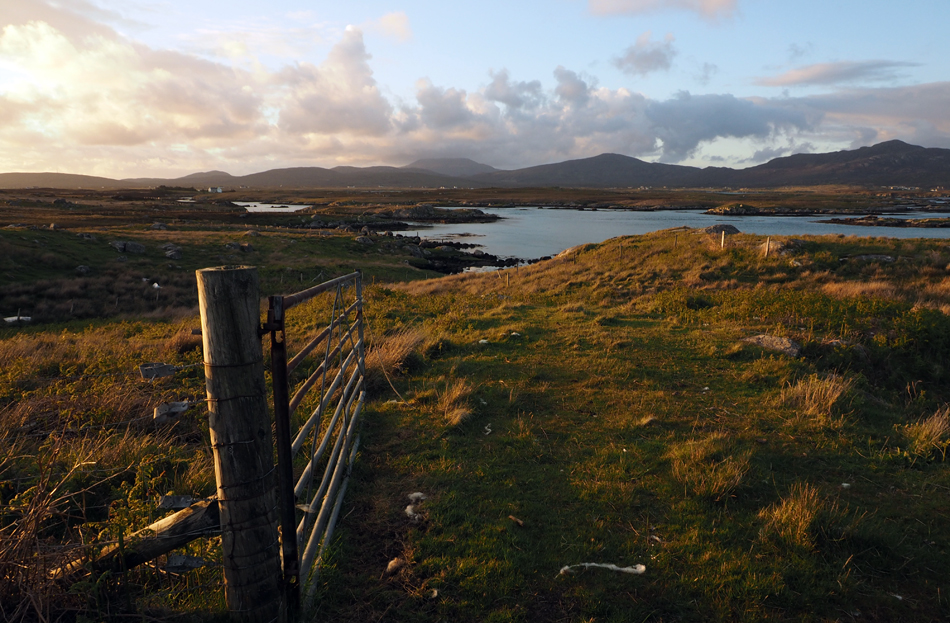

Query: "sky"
left=0, top=0, right=948, bottom=178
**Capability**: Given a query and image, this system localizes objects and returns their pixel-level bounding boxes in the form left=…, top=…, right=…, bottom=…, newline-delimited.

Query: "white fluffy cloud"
left=374, top=12, right=413, bottom=43
left=276, top=27, right=393, bottom=136
left=0, top=7, right=947, bottom=176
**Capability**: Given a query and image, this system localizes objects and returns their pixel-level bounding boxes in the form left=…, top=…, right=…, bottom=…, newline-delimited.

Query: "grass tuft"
left=903, top=406, right=950, bottom=459
left=364, top=328, right=424, bottom=395
left=780, top=373, right=854, bottom=424
left=438, top=377, right=474, bottom=426
left=758, top=483, right=823, bottom=549
left=668, top=433, right=752, bottom=501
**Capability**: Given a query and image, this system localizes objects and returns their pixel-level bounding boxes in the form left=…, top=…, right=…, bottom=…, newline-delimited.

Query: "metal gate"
left=265, top=271, right=365, bottom=609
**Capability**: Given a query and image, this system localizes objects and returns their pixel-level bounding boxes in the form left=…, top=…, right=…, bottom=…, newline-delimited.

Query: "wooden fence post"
left=197, top=266, right=281, bottom=623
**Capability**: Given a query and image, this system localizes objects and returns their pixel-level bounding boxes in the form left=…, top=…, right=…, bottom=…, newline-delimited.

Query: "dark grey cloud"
left=645, top=92, right=815, bottom=160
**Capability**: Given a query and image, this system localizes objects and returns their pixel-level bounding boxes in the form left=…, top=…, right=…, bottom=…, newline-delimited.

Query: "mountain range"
left=1, top=140, right=947, bottom=190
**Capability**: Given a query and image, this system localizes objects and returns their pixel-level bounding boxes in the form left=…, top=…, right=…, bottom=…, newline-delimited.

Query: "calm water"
left=234, top=202, right=311, bottom=213
left=414, top=208, right=950, bottom=259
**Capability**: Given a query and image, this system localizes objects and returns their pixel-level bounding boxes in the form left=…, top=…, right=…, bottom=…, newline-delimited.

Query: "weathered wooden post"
left=197, top=266, right=281, bottom=623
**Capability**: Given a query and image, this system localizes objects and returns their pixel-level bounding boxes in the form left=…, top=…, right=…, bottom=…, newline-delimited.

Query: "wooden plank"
left=50, top=499, right=219, bottom=578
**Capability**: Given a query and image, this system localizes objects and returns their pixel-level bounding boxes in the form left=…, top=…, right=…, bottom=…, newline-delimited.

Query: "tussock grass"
left=438, top=377, right=474, bottom=426
left=10, top=222, right=950, bottom=621
left=821, top=280, right=899, bottom=300
left=903, top=406, right=950, bottom=459
left=364, top=328, right=425, bottom=395
left=780, top=373, right=854, bottom=425
left=668, top=433, right=752, bottom=501
left=758, top=483, right=823, bottom=549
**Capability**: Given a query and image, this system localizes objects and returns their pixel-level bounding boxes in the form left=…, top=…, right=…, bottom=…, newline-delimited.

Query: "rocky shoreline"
left=818, top=215, right=950, bottom=228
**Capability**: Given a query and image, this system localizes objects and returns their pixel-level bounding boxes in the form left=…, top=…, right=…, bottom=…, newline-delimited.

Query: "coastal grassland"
left=314, top=230, right=950, bottom=622
left=0, top=221, right=441, bottom=323
left=3, top=227, right=950, bottom=622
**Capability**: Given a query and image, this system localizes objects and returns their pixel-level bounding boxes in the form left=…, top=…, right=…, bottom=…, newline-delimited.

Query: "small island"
left=819, top=214, right=950, bottom=228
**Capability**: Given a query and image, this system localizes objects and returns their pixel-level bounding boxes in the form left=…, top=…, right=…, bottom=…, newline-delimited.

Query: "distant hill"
left=0, top=172, right=124, bottom=189
left=720, top=140, right=950, bottom=188
left=1, top=141, right=947, bottom=190
left=471, top=153, right=698, bottom=188
left=404, top=158, right=498, bottom=177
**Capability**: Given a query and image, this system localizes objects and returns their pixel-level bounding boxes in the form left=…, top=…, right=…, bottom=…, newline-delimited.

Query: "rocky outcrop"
left=110, top=241, right=146, bottom=254
left=742, top=334, right=801, bottom=357
left=699, top=224, right=740, bottom=235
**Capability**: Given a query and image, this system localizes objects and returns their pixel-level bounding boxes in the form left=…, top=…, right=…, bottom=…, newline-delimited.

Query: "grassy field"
left=3, top=194, right=950, bottom=622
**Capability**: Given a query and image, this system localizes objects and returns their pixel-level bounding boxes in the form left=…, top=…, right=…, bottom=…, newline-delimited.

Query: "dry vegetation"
left=4, top=193, right=950, bottom=621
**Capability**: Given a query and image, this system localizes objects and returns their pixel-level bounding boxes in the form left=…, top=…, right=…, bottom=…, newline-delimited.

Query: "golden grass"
left=821, top=281, right=899, bottom=300
left=779, top=373, right=853, bottom=425
left=758, top=483, right=823, bottom=549
left=903, top=406, right=950, bottom=459
left=364, top=328, right=425, bottom=395
left=438, top=377, right=474, bottom=426
left=668, top=433, right=751, bottom=501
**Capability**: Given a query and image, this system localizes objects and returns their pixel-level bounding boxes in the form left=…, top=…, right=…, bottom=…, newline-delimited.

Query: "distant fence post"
left=197, top=266, right=281, bottom=623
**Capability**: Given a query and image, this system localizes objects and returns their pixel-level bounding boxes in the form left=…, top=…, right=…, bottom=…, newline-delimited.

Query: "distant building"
left=208, top=187, right=223, bottom=193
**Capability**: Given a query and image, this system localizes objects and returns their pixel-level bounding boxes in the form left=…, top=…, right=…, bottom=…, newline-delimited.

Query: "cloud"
left=1, top=5, right=948, bottom=177
left=613, top=31, right=676, bottom=76
left=741, top=141, right=816, bottom=165
left=414, top=80, right=475, bottom=130
left=276, top=27, right=393, bottom=136
left=645, top=92, right=814, bottom=160
left=757, top=60, right=920, bottom=87
left=589, top=0, right=738, bottom=20
left=696, top=62, right=717, bottom=85
left=787, top=42, right=813, bottom=62
left=786, top=82, right=950, bottom=149
left=484, top=70, right=544, bottom=111
left=186, top=22, right=329, bottom=62
left=375, top=12, right=413, bottom=43
left=553, top=66, right=593, bottom=107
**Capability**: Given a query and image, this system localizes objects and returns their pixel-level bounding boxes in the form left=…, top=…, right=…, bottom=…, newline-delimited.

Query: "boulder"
left=760, top=238, right=803, bottom=255
left=151, top=222, right=168, bottom=230
left=110, top=241, right=146, bottom=254
left=404, top=244, right=425, bottom=258
left=75, top=265, right=91, bottom=276
left=699, top=224, right=740, bottom=235
left=355, top=236, right=374, bottom=245
left=742, top=334, right=801, bottom=357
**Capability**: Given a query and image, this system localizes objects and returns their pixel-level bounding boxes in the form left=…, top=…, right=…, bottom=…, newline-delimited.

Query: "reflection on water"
left=234, top=202, right=311, bottom=213
left=418, top=207, right=950, bottom=259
